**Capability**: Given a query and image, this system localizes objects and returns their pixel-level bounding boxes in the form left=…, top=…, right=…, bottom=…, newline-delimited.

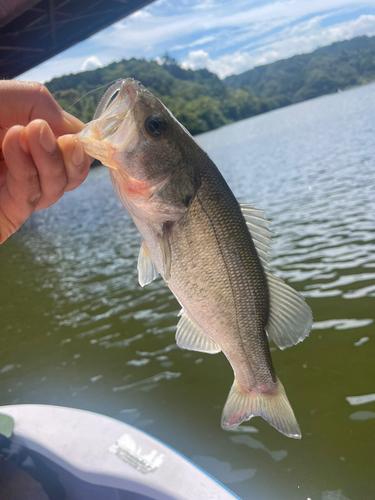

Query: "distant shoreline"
left=48, top=35, right=375, bottom=138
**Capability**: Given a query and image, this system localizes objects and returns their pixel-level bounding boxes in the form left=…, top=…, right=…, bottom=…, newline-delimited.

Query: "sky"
left=19, top=0, right=375, bottom=83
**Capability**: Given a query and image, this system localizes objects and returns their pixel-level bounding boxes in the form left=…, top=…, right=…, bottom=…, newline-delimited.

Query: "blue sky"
left=19, top=0, right=375, bottom=83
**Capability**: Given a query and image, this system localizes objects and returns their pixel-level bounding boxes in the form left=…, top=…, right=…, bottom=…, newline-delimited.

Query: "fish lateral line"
left=77, top=77, right=313, bottom=439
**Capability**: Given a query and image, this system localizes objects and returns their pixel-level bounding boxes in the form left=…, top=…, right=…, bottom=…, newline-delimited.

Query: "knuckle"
left=28, top=83, right=60, bottom=121
left=26, top=166, right=40, bottom=184
left=27, top=82, right=48, bottom=106
left=25, top=179, right=41, bottom=204
left=21, top=170, right=41, bottom=207
left=76, top=160, right=90, bottom=179
left=37, top=84, right=53, bottom=104
left=27, top=188, right=42, bottom=206
left=26, top=118, right=45, bottom=132
left=52, top=173, right=68, bottom=197
left=69, top=167, right=88, bottom=190
left=59, top=180, right=68, bottom=196
left=26, top=81, right=44, bottom=96
left=0, top=217, right=16, bottom=244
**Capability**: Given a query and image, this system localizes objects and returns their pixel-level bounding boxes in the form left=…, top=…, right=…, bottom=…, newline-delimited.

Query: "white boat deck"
left=0, top=405, right=241, bottom=500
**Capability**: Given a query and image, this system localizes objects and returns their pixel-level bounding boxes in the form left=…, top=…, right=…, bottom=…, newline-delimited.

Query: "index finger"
left=0, top=81, right=84, bottom=137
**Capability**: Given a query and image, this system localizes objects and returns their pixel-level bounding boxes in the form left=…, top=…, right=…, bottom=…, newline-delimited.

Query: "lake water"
left=1, top=82, right=375, bottom=500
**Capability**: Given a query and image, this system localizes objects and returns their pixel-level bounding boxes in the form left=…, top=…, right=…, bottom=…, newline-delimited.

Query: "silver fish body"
left=79, top=79, right=313, bottom=438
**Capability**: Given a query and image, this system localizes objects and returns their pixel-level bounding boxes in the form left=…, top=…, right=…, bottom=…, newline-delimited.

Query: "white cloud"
left=17, top=0, right=375, bottom=83
left=193, top=0, right=216, bottom=9
left=173, top=35, right=216, bottom=51
left=181, top=49, right=269, bottom=78
left=17, top=56, right=87, bottom=83
left=181, top=50, right=211, bottom=69
left=181, top=14, right=375, bottom=78
left=192, top=35, right=216, bottom=46
left=129, top=9, right=151, bottom=19
left=249, top=13, right=375, bottom=69
left=93, top=0, right=374, bottom=55
left=18, top=54, right=107, bottom=83
left=81, top=56, right=103, bottom=71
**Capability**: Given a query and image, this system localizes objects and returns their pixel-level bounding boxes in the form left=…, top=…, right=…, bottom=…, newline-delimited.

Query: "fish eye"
left=144, top=114, right=167, bottom=137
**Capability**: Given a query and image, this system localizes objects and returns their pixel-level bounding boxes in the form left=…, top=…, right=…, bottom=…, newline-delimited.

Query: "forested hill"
left=46, top=57, right=268, bottom=135
left=46, top=35, right=375, bottom=135
left=224, top=35, right=375, bottom=103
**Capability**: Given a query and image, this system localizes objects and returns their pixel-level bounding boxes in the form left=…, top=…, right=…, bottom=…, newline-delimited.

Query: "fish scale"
left=79, top=78, right=312, bottom=439
left=167, top=160, right=274, bottom=390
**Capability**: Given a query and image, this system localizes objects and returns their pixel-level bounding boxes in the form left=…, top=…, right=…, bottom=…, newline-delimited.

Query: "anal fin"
left=176, top=309, right=221, bottom=354
left=221, top=377, right=301, bottom=439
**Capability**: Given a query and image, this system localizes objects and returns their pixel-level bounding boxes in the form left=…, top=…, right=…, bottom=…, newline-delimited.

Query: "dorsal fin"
left=176, top=309, right=221, bottom=354
left=240, top=203, right=274, bottom=269
left=240, top=203, right=312, bottom=349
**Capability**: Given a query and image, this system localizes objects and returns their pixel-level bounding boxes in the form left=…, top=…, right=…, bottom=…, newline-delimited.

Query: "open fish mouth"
left=93, top=79, right=139, bottom=122
left=88, top=78, right=140, bottom=141
left=78, top=78, right=143, bottom=169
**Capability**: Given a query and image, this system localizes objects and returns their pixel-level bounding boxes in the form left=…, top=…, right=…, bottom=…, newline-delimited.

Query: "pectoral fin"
left=176, top=309, right=221, bottom=354
left=137, top=241, right=159, bottom=287
left=157, top=231, right=172, bottom=284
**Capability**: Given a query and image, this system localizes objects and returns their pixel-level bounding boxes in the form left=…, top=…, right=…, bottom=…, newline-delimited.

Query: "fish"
left=78, top=78, right=313, bottom=439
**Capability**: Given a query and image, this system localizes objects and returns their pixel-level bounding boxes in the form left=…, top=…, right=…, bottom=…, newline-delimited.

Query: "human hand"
left=0, top=81, right=92, bottom=244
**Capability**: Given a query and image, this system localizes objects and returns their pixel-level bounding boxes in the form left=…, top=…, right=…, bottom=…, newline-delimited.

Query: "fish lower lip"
left=125, top=85, right=138, bottom=103
left=119, top=78, right=141, bottom=104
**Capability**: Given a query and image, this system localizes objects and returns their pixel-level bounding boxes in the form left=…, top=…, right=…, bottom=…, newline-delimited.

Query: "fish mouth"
left=90, top=78, right=140, bottom=141
left=78, top=78, right=143, bottom=169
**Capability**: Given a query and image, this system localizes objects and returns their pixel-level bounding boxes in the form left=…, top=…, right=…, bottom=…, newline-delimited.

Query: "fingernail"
left=19, top=128, right=29, bottom=154
left=39, top=122, right=56, bottom=153
left=63, top=111, right=85, bottom=132
left=71, top=139, right=84, bottom=167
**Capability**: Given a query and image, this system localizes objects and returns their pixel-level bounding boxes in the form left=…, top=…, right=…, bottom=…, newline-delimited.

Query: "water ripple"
left=4, top=81, right=375, bottom=500
left=230, top=435, right=288, bottom=462
left=113, top=371, right=181, bottom=392
left=312, top=319, right=373, bottom=330
left=346, top=393, right=375, bottom=406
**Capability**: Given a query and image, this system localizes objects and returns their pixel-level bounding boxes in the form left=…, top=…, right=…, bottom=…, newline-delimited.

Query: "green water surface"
left=1, top=82, right=375, bottom=500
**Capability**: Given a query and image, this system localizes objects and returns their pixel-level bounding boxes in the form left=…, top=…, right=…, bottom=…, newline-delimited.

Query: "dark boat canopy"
left=0, top=0, right=155, bottom=80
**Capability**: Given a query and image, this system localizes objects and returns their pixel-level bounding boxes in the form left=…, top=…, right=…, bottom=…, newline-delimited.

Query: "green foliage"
left=224, top=35, right=375, bottom=104
left=45, top=56, right=264, bottom=134
left=174, top=96, right=228, bottom=135
left=45, top=35, right=375, bottom=136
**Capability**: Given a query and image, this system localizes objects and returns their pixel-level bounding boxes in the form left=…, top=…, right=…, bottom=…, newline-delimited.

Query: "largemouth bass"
left=79, top=79, right=312, bottom=439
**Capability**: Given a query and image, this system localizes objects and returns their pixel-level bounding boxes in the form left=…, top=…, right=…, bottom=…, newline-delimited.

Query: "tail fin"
left=221, top=377, right=301, bottom=439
